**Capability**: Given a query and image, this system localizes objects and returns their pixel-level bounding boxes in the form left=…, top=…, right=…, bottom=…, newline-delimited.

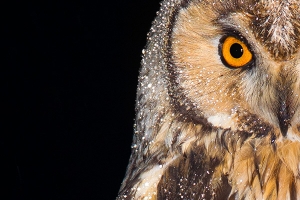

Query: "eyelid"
left=220, top=27, right=253, bottom=50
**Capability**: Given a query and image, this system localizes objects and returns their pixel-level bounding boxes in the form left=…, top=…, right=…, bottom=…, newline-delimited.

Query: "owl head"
left=118, top=0, right=300, bottom=199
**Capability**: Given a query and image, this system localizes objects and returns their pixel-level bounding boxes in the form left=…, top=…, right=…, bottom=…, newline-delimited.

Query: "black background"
left=5, top=0, right=161, bottom=199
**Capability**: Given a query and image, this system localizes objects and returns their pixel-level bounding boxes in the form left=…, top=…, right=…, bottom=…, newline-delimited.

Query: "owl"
left=117, top=0, right=300, bottom=199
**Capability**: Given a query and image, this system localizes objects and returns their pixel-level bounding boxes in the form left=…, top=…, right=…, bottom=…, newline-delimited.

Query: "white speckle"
left=207, top=114, right=236, bottom=129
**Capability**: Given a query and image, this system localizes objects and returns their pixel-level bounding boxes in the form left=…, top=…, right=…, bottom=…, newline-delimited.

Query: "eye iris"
left=230, top=43, right=243, bottom=58
left=220, top=36, right=253, bottom=68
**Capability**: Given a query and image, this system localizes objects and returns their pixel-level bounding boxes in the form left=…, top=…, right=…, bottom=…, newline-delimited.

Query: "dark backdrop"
left=5, top=0, right=161, bottom=199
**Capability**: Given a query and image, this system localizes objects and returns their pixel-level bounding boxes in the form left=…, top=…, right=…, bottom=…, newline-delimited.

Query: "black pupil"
left=230, top=43, right=243, bottom=58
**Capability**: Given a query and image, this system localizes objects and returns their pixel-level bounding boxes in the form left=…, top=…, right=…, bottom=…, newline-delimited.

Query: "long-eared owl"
left=118, top=0, right=300, bottom=199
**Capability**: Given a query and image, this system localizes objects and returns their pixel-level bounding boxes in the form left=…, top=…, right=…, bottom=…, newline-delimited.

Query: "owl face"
left=118, top=0, right=300, bottom=199
left=170, top=0, right=300, bottom=138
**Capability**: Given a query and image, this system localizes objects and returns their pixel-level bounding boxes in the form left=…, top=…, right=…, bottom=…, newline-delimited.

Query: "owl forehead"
left=189, top=0, right=300, bottom=60
left=252, top=0, right=300, bottom=59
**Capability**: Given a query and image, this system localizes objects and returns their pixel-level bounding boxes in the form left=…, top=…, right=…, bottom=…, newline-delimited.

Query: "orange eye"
left=221, top=36, right=253, bottom=68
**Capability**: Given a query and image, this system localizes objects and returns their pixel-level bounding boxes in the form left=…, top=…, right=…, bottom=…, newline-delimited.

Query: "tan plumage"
left=117, top=0, right=300, bottom=199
